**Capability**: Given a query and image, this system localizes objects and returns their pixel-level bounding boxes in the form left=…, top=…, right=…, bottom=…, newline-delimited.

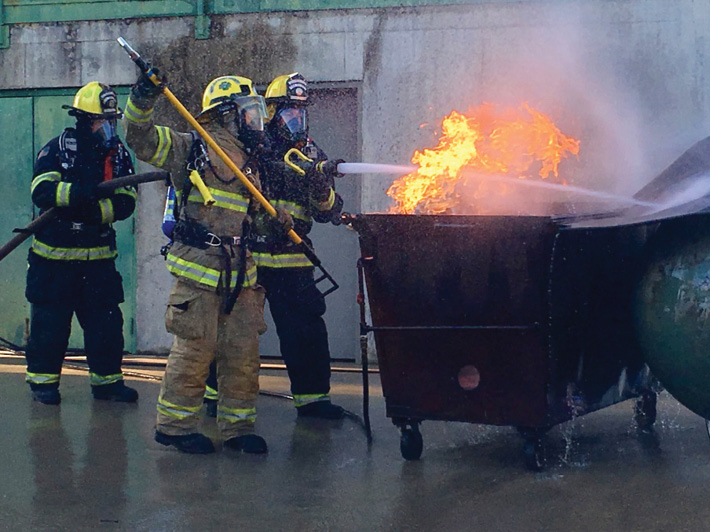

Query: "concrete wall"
left=2, top=1, right=710, bottom=350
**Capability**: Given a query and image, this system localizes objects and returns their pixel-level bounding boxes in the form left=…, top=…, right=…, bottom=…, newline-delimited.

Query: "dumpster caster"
left=517, top=427, right=547, bottom=471
left=522, top=439, right=545, bottom=472
left=400, top=425, right=423, bottom=461
left=634, top=391, right=657, bottom=432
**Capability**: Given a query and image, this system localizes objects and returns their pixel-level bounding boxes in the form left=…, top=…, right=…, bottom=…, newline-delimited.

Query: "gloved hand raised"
left=131, top=68, right=166, bottom=103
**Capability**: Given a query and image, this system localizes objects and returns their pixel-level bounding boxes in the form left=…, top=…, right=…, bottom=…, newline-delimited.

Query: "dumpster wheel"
left=399, top=424, right=423, bottom=461
left=517, top=427, right=548, bottom=471
left=633, top=391, right=658, bottom=432
left=522, top=439, right=545, bottom=472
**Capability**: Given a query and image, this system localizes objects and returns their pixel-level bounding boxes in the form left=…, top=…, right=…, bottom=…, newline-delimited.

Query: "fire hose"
left=116, top=37, right=338, bottom=296
left=0, top=171, right=169, bottom=263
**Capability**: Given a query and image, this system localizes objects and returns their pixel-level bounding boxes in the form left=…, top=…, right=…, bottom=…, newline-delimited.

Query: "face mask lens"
left=241, top=106, right=264, bottom=131
left=276, top=107, right=307, bottom=142
left=93, top=118, right=119, bottom=148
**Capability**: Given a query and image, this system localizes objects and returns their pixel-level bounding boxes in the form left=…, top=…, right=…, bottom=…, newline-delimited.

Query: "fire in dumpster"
left=387, top=103, right=580, bottom=215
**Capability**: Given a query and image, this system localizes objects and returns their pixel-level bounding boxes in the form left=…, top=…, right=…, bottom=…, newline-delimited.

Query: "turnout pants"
left=25, top=253, right=125, bottom=389
left=260, top=268, right=332, bottom=405
left=206, top=268, right=332, bottom=407
left=157, top=278, right=266, bottom=439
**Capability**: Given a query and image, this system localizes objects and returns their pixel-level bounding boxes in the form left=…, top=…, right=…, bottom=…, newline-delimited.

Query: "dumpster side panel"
left=356, top=215, right=558, bottom=426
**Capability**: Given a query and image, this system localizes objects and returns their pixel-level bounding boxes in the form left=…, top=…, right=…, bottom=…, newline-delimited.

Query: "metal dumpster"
left=350, top=213, right=658, bottom=469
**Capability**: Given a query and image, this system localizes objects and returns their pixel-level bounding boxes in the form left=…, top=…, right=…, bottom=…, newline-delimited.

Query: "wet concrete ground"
left=2, top=360, right=710, bottom=531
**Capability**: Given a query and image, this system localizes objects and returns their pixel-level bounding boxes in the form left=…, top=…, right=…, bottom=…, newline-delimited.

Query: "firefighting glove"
left=131, top=69, right=165, bottom=106
left=320, top=159, right=345, bottom=178
left=307, top=166, right=333, bottom=201
left=276, top=207, right=294, bottom=234
left=288, top=158, right=316, bottom=178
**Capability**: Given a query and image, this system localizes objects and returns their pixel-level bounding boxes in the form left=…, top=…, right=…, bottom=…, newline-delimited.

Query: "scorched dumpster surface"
left=352, top=213, right=656, bottom=468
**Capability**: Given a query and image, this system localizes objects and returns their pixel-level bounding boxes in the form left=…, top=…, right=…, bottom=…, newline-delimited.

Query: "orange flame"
left=387, top=103, right=580, bottom=214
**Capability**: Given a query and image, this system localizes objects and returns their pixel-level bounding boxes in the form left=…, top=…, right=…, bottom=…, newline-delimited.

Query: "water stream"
left=461, top=171, right=661, bottom=208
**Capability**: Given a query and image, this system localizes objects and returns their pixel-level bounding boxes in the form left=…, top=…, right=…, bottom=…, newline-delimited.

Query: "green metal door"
left=0, top=97, right=33, bottom=347
left=0, top=89, right=136, bottom=352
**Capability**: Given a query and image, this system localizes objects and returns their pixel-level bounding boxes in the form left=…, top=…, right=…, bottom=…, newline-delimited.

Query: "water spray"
left=463, top=171, right=661, bottom=209
left=337, top=162, right=416, bottom=175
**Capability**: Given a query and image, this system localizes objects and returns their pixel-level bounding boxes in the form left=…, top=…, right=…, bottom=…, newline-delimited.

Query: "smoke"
left=474, top=4, right=704, bottom=196
left=379, top=3, right=708, bottom=215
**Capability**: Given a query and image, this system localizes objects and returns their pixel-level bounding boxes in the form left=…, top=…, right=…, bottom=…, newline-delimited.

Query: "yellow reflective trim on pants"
left=124, top=97, right=154, bottom=123
left=293, top=394, right=330, bottom=407
left=316, top=188, right=335, bottom=211
left=166, top=254, right=257, bottom=289
left=149, top=126, right=172, bottom=168
left=252, top=252, right=312, bottom=269
left=98, top=198, right=114, bottom=224
left=216, top=406, right=256, bottom=424
left=32, top=238, right=117, bottom=261
left=166, top=253, right=220, bottom=287
left=204, top=386, right=218, bottom=401
left=26, top=372, right=60, bottom=385
left=89, top=372, right=122, bottom=386
left=56, top=182, right=71, bottom=207
left=157, top=396, right=202, bottom=420
left=31, top=171, right=61, bottom=194
left=187, top=186, right=249, bottom=212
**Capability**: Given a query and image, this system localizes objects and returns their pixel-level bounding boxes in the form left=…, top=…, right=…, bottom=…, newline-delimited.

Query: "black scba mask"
left=93, top=118, right=120, bottom=151
left=271, top=106, right=308, bottom=146
left=222, top=95, right=268, bottom=154
left=76, top=116, right=119, bottom=152
left=73, top=87, right=122, bottom=151
left=94, top=88, right=120, bottom=150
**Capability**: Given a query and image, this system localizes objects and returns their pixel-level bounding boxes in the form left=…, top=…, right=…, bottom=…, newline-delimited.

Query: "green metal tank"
left=634, top=214, right=710, bottom=419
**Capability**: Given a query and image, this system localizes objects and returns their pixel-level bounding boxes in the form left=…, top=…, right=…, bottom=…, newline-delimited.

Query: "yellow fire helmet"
left=62, top=81, right=122, bottom=118
left=264, top=72, right=309, bottom=106
left=200, top=75, right=258, bottom=115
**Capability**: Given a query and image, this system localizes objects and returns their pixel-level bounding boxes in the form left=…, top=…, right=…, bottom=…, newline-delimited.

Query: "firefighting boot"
left=223, top=434, right=268, bottom=454
left=154, top=431, right=216, bottom=454
left=31, top=387, right=61, bottom=405
left=204, top=399, right=217, bottom=418
left=92, top=381, right=139, bottom=402
left=296, top=401, right=345, bottom=420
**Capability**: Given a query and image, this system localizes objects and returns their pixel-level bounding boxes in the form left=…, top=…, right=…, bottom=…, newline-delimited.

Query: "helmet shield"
left=234, top=95, right=267, bottom=132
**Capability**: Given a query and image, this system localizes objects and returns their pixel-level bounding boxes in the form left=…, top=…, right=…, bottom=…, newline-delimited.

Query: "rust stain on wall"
left=144, top=15, right=297, bottom=131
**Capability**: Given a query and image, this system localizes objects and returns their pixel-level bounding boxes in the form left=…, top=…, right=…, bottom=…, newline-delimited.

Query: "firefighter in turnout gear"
left=205, top=73, right=346, bottom=420
left=125, top=73, right=271, bottom=454
left=26, top=82, right=138, bottom=405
